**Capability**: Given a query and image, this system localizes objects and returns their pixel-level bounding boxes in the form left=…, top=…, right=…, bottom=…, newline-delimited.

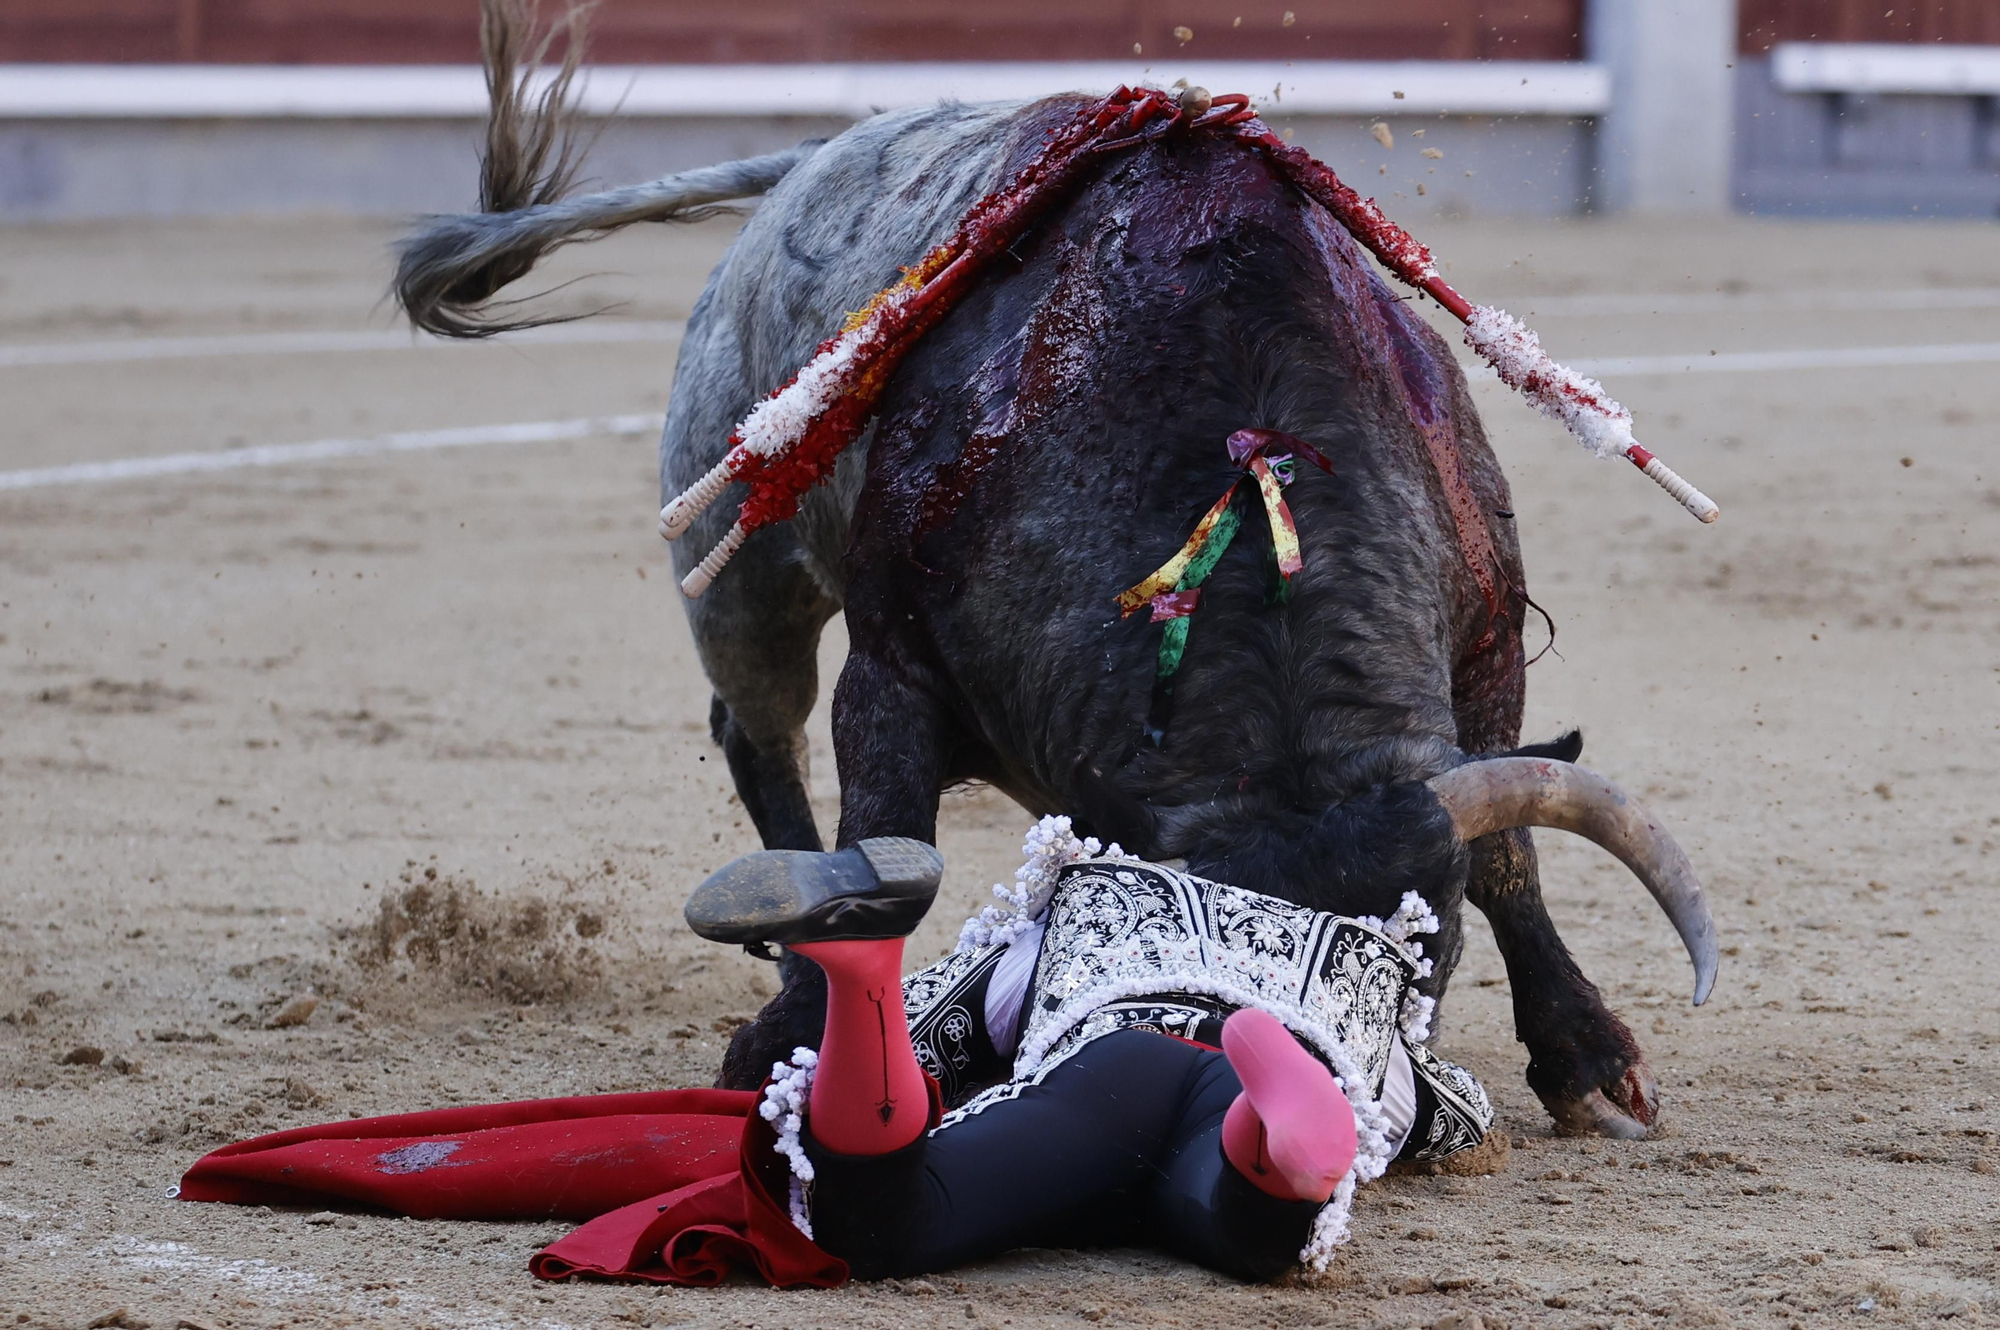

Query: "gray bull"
left=396, top=12, right=1715, bottom=1138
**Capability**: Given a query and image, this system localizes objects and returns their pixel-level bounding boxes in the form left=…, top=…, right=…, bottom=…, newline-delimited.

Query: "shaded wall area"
left=1733, top=58, right=2000, bottom=217
left=1734, top=1, right=2000, bottom=216
left=0, top=110, right=1593, bottom=222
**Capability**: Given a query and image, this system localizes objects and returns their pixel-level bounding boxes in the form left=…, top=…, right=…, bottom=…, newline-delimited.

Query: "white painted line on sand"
left=0, top=320, right=684, bottom=369
left=0, top=414, right=665, bottom=492
left=5, top=340, right=1995, bottom=493
left=1518, top=287, right=2000, bottom=317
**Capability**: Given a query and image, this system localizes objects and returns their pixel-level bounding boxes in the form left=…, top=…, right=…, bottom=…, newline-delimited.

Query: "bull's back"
left=842, top=129, right=1492, bottom=809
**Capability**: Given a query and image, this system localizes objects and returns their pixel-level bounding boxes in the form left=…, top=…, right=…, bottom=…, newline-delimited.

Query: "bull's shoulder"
left=661, top=96, right=1080, bottom=532
left=716, top=99, right=1069, bottom=373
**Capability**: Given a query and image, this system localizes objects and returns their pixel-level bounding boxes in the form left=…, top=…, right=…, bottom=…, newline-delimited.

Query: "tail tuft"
left=391, top=0, right=813, bottom=339
left=477, top=0, right=591, bottom=221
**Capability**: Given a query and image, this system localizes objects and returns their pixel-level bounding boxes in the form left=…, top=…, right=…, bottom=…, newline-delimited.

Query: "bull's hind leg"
left=684, top=527, right=840, bottom=853
left=1452, top=630, right=1658, bottom=1138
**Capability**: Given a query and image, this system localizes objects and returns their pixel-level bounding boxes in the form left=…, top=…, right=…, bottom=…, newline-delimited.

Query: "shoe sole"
left=683, top=837, right=944, bottom=946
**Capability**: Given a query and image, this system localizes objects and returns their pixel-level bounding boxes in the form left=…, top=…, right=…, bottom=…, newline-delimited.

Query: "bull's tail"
left=394, top=0, right=813, bottom=338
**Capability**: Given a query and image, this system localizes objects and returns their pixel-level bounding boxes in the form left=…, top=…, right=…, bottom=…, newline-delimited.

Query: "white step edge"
left=1771, top=42, right=2000, bottom=97
left=0, top=60, right=1610, bottom=120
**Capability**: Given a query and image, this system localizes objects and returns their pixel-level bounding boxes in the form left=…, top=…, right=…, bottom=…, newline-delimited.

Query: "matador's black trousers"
left=804, top=1029, right=1321, bottom=1282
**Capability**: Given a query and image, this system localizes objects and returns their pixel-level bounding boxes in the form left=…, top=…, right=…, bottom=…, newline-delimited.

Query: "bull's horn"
left=1426, top=757, right=1717, bottom=1006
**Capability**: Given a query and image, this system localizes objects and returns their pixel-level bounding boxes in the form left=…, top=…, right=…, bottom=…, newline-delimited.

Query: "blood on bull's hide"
left=395, top=0, right=1716, bottom=1140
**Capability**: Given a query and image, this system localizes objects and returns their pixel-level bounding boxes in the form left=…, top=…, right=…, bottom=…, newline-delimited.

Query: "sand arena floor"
left=1, top=210, right=1997, bottom=1329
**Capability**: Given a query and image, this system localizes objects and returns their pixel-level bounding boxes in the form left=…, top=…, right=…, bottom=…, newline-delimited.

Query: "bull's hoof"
left=1547, top=1061, right=1660, bottom=1139
left=684, top=837, right=944, bottom=946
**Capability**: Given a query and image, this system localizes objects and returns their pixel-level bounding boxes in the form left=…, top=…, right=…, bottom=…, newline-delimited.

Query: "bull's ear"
left=1502, top=728, right=1583, bottom=764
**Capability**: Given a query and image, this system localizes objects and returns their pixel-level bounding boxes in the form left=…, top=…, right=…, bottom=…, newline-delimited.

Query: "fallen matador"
left=177, top=820, right=1490, bottom=1285
left=687, top=819, right=1493, bottom=1280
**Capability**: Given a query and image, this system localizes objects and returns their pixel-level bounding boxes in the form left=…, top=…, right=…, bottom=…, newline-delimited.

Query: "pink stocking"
left=789, top=938, right=929, bottom=1157
left=1219, top=1008, right=1358, bottom=1203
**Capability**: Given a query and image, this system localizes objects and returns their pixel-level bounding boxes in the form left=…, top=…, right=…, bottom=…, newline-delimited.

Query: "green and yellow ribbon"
left=1118, top=429, right=1334, bottom=740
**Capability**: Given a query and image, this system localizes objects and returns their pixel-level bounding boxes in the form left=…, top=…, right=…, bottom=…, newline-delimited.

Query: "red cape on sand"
left=176, top=1085, right=881, bottom=1287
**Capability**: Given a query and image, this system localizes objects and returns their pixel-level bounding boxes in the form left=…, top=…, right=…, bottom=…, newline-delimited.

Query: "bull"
left=396, top=2, right=1715, bottom=1139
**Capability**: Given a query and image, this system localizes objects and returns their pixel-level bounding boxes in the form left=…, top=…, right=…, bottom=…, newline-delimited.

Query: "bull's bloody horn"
left=663, top=85, right=1720, bottom=599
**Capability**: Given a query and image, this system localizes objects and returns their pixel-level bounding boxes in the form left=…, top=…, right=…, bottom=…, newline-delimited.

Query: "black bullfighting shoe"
left=683, top=838, right=944, bottom=947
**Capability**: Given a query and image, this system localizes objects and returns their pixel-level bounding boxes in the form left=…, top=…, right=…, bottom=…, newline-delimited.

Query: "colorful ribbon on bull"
left=1115, top=428, right=1334, bottom=742
left=660, top=83, right=1719, bottom=600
